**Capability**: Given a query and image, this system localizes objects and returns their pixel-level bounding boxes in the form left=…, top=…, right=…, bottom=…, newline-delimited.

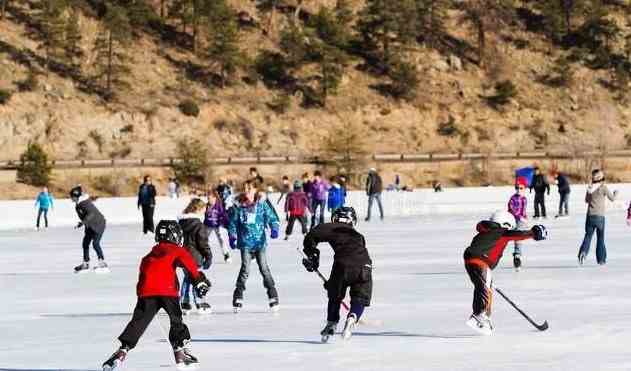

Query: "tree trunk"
left=107, top=30, right=113, bottom=93
left=1, top=0, right=7, bottom=20
left=192, top=0, right=198, bottom=54
left=160, top=0, right=165, bottom=20
left=477, top=20, right=485, bottom=66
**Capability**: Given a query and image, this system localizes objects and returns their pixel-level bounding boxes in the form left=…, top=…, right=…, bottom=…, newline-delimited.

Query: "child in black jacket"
left=178, top=198, right=212, bottom=314
left=70, top=186, right=108, bottom=273
left=302, top=207, right=372, bottom=342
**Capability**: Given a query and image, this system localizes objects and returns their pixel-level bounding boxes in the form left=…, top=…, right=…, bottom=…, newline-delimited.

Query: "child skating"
left=178, top=198, right=213, bottom=314
left=204, top=190, right=231, bottom=263
left=302, top=207, right=373, bottom=342
left=508, top=177, right=529, bottom=270
left=70, top=186, right=108, bottom=273
left=102, top=220, right=210, bottom=371
left=228, top=180, right=281, bottom=312
left=284, top=180, right=309, bottom=240
left=463, top=210, right=547, bottom=335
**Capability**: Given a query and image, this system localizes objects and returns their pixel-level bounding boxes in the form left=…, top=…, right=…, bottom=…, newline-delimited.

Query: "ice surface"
left=2, top=186, right=631, bottom=371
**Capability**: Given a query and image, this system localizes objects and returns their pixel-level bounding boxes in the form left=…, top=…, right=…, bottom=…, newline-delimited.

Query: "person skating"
left=178, top=198, right=213, bottom=314
left=463, top=210, right=547, bottom=335
left=248, top=167, right=265, bottom=188
left=277, top=175, right=291, bottom=205
left=138, top=175, right=157, bottom=234
left=310, top=170, right=330, bottom=229
left=529, top=167, right=550, bottom=219
left=215, top=178, right=233, bottom=209
left=204, top=190, right=231, bottom=263
left=508, top=177, right=529, bottom=270
left=228, top=180, right=281, bottom=312
left=102, top=220, right=210, bottom=371
left=554, top=172, right=571, bottom=217
left=284, top=180, right=309, bottom=240
left=70, top=186, right=108, bottom=273
left=327, top=176, right=346, bottom=214
left=365, top=168, right=384, bottom=221
left=34, top=186, right=54, bottom=230
left=302, top=207, right=372, bottom=342
left=578, top=169, right=617, bottom=266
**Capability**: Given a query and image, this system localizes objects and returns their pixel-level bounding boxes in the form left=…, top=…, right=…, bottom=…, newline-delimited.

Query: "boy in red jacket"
left=284, top=180, right=310, bottom=240
left=463, top=211, right=547, bottom=335
left=102, top=220, right=210, bottom=371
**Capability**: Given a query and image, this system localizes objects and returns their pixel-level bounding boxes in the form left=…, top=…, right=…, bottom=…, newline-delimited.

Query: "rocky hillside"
left=1, top=0, right=631, bottom=166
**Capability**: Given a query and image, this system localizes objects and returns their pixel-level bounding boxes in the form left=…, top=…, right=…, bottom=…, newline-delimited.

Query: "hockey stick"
left=494, top=287, right=549, bottom=331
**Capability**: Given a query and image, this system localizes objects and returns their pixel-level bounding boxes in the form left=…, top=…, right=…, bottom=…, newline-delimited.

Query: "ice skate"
left=223, top=253, right=232, bottom=264
left=102, top=347, right=128, bottom=371
left=513, top=254, right=522, bottom=272
left=233, top=298, right=243, bottom=313
left=94, top=259, right=110, bottom=274
left=196, top=302, right=212, bottom=314
left=181, top=302, right=194, bottom=315
left=269, top=297, right=280, bottom=313
left=342, top=313, right=357, bottom=340
left=578, top=253, right=586, bottom=266
left=174, top=344, right=199, bottom=371
left=320, top=321, right=337, bottom=343
left=466, top=313, right=493, bottom=336
left=74, top=262, right=89, bottom=274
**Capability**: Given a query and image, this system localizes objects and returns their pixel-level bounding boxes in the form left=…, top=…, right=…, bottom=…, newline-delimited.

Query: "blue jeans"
left=366, top=193, right=384, bottom=220
left=181, top=272, right=202, bottom=304
left=37, top=208, right=48, bottom=228
left=82, top=228, right=104, bottom=262
left=234, top=248, right=277, bottom=300
left=311, top=199, right=326, bottom=229
left=579, top=215, right=606, bottom=264
left=558, top=192, right=569, bottom=216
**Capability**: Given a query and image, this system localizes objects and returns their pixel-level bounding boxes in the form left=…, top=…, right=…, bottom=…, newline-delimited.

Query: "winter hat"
left=515, top=176, right=528, bottom=188
left=592, top=169, right=604, bottom=183
left=293, top=180, right=303, bottom=190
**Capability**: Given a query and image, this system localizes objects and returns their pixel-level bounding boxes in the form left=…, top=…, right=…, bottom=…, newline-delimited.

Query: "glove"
left=202, top=256, right=211, bottom=270
left=270, top=228, right=279, bottom=239
left=302, top=250, right=320, bottom=272
left=531, top=225, right=548, bottom=241
left=229, top=236, right=237, bottom=250
left=75, top=222, right=84, bottom=229
left=194, top=272, right=211, bottom=298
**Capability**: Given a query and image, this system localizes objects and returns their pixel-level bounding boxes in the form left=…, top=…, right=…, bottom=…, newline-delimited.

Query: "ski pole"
left=295, top=246, right=350, bottom=311
left=494, top=287, right=549, bottom=331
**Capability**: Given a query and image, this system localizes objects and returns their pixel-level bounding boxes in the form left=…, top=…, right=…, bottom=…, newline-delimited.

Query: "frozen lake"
left=1, top=186, right=631, bottom=371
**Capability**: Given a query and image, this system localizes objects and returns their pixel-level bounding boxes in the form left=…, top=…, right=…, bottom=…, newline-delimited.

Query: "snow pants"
left=513, top=219, right=528, bottom=257
left=119, top=296, right=190, bottom=350
left=326, top=262, right=372, bottom=323
left=465, top=259, right=493, bottom=316
left=286, top=215, right=308, bottom=236
left=533, top=192, right=547, bottom=218
left=234, top=248, right=278, bottom=301
left=141, top=205, right=155, bottom=234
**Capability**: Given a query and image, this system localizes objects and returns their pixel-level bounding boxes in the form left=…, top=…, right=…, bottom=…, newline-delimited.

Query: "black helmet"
left=155, top=220, right=184, bottom=246
left=69, top=185, right=83, bottom=201
left=331, top=206, right=358, bottom=226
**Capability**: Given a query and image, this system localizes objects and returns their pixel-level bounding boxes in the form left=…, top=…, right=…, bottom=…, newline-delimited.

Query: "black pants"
left=141, top=205, right=155, bottom=234
left=37, top=208, right=48, bottom=228
left=119, top=296, right=190, bottom=350
left=83, top=227, right=105, bottom=262
left=326, top=262, right=372, bottom=323
left=285, top=215, right=307, bottom=236
left=534, top=193, right=546, bottom=218
left=465, top=262, right=492, bottom=316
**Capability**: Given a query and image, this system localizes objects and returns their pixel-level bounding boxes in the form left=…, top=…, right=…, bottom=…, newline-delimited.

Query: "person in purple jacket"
left=507, top=176, right=529, bottom=271
left=205, top=190, right=231, bottom=263
left=310, top=170, right=330, bottom=230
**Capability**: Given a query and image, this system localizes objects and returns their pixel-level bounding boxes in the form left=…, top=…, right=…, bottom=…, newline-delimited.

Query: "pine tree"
left=37, top=0, right=68, bottom=70
left=206, top=0, right=243, bottom=87
left=416, top=0, right=448, bottom=48
left=92, top=4, right=132, bottom=96
left=310, top=6, right=350, bottom=50
left=461, top=0, right=515, bottom=66
left=535, top=0, right=589, bottom=41
left=169, top=0, right=207, bottom=53
left=316, top=43, right=347, bottom=106
left=63, top=9, right=82, bottom=68
left=357, top=0, right=418, bottom=68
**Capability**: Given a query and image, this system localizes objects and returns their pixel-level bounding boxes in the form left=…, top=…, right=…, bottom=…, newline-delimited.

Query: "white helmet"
left=490, top=210, right=516, bottom=230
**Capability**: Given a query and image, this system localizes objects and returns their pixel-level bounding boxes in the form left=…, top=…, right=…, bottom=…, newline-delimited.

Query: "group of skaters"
left=30, top=164, right=626, bottom=368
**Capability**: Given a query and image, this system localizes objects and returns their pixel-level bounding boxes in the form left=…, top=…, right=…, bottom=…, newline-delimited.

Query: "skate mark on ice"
left=352, top=331, right=475, bottom=339
left=411, top=271, right=463, bottom=276
left=40, top=313, right=132, bottom=318
left=497, top=265, right=587, bottom=271
left=187, top=338, right=323, bottom=345
left=0, top=368, right=100, bottom=371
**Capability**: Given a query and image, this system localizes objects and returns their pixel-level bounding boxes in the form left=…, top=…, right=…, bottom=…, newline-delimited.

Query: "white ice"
left=2, top=186, right=631, bottom=371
